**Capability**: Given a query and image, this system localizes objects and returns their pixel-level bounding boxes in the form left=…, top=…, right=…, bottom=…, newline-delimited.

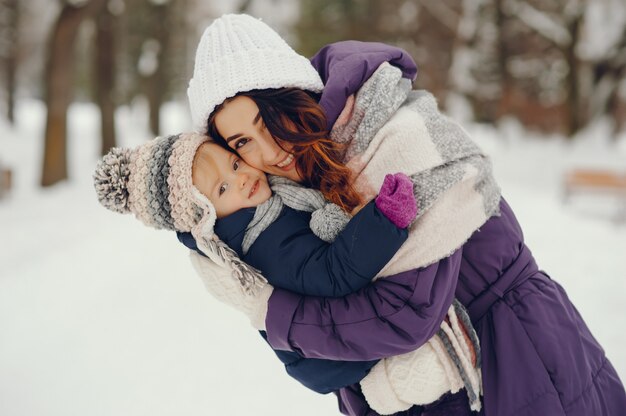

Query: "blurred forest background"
left=1, top=3, right=625, bottom=414
left=0, top=0, right=625, bottom=187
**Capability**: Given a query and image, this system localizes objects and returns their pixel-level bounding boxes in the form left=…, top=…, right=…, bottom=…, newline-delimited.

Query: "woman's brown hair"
left=207, top=88, right=362, bottom=212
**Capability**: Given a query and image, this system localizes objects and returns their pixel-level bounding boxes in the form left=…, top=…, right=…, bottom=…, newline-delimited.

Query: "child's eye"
left=219, top=183, right=228, bottom=196
left=233, top=159, right=240, bottom=171
left=234, top=138, right=249, bottom=150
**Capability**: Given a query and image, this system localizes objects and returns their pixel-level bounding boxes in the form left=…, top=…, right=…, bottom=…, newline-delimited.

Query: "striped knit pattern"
left=146, top=134, right=180, bottom=230
left=454, top=299, right=482, bottom=368
left=95, top=132, right=214, bottom=234
left=447, top=301, right=482, bottom=411
left=128, top=138, right=158, bottom=228
left=95, top=131, right=271, bottom=298
left=167, top=133, right=213, bottom=232
left=437, top=319, right=481, bottom=410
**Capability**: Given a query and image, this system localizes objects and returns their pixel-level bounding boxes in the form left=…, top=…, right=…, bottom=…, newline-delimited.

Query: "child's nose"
left=238, top=172, right=249, bottom=188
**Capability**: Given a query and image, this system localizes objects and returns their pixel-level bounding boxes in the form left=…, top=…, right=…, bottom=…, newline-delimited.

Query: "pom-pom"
left=93, top=147, right=133, bottom=214
left=310, top=203, right=351, bottom=243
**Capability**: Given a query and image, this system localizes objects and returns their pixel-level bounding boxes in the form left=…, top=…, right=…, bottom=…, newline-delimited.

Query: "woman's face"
left=213, top=96, right=302, bottom=182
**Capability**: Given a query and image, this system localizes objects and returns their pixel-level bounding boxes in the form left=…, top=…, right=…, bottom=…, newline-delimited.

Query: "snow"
left=1, top=100, right=625, bottom=415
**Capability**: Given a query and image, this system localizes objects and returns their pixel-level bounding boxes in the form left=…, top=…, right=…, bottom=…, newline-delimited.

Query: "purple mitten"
left=375, top=173, right=417, bottom=228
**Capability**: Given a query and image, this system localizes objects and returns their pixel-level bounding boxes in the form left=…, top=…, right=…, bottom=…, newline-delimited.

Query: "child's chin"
left=258, top=188, right=272, bottom=203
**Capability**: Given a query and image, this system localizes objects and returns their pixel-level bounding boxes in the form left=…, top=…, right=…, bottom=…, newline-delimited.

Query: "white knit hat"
left=187, top=14, right=324, bottom=131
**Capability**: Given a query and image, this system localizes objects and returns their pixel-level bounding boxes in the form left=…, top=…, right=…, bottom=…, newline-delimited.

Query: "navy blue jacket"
left=214, top=200, right=407, bottom=297
left=178, top=200, right=407, bottom=393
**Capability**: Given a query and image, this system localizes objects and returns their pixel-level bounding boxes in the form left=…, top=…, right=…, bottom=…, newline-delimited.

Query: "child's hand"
left=375, top=173, right=417, bottom=228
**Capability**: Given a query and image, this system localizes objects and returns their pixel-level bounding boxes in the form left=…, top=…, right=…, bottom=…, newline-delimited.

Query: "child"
left=94, top=132, right=415, bottom=298
left=94, top=132, right=479, bottom=414
left=192, top=140, right=417, bottom=297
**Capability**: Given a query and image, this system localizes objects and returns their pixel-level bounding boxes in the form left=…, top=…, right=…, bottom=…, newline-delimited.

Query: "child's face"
left=192, top=142, right=272, bottom=218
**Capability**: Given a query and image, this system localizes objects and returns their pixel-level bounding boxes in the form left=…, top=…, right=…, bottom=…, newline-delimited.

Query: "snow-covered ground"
left=1, top=100, right=624, bottom=416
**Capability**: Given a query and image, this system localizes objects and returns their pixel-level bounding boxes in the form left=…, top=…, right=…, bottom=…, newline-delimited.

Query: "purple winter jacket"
left=264, top=42, right=626, bottom=415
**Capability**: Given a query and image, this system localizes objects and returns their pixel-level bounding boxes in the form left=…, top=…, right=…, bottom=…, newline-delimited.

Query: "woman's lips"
left=275, top=153, right=295, bottom=171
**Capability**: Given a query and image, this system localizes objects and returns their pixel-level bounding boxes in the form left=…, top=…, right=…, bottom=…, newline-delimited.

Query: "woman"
left=180, top=14, right=626, bottom=415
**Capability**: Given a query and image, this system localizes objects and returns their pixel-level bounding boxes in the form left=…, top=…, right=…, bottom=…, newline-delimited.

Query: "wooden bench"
left=563, top=169, right=626, bottom=222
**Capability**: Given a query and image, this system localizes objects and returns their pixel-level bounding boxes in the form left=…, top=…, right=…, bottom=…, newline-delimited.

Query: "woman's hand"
left=375, top=173, right=417, bottom=228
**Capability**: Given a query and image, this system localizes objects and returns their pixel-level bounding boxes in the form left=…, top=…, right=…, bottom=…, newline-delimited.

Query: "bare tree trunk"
left=147, top=71, right=162, bottom=136
left=41, top=0, right=106, bottom=187
left=146, top=3, right=168, bottom=136
left=588, top=23, right=626, bottom=135
left=4, top=0, right=19, bottom=124
left=564, top=15, right=582, bottom=136
left=95, top=4, right=116, bottom=155
left=494, top=0, right=511, bottom=119
left=417, top=0, right=460, bottom=104
left=237, top=0, right=253, bottom=13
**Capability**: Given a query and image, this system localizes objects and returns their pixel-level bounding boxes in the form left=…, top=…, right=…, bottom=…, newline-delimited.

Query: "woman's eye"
left=219, top=183, right=228, bottom=196
left=234, top=138, right=249, bottom=150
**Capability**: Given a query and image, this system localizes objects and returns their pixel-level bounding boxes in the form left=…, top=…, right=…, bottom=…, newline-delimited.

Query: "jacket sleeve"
left=311, top=40, right=418, bottom=129
left=177, top=230, right=199, bottom=252
left=249, top=201, right=408, bottom=298
left=265, top=248, right=462, bottom=361
left=259, top=331, right=378, bottom=394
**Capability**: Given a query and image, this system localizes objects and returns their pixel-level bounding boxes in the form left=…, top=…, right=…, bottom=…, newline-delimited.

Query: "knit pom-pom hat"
left=94, top=132, right=215, bottom=235
left=187, top=13, right=324, bottom=131
left=94, top=132, right=267, bottom=294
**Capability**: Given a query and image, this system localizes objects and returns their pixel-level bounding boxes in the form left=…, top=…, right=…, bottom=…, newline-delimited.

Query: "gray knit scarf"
left=241, top=175, right=350, bottom=255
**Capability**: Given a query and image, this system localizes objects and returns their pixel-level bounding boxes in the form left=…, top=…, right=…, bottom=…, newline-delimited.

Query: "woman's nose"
left=257, top=135, right=281, bottom=167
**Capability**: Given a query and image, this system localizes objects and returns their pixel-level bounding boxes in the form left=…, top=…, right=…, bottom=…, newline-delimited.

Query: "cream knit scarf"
left=332, top=62, right=501, bottom=275
left=325, top=62, right=501, bottom=413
